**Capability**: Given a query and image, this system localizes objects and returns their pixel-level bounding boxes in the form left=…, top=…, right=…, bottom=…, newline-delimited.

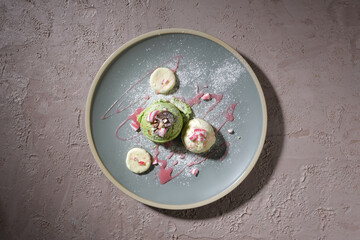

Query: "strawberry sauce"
left=153, top=141, right=231, bottom=184
left=115, top=107, right=144, bottom=141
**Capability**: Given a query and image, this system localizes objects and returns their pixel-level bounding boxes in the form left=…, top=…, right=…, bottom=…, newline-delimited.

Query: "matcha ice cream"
left=170, top=97, right=192, bottom=124
left=137, top=99, right=184, bottom=143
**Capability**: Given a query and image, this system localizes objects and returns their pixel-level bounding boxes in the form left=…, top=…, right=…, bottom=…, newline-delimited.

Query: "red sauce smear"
left=153, top=146, right=176, bottom=184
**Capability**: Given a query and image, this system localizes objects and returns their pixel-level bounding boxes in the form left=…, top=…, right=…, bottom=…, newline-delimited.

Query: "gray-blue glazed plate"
left=86, top=29, right=267, bottom=210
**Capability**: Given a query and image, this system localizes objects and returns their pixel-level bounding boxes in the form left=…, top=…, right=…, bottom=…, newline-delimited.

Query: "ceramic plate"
left=86, top=29, right=267, bottom=210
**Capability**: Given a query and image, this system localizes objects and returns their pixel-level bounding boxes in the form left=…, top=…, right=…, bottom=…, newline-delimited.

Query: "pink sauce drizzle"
left=116, top=95, right=149, bottom=114
left=202, top=93, right=223, bottom=118
left=115, top=107, right=144, bottom=141
left=154, top=141, right=231, bottom=184
left=186, top=84, right=224, bottom=118
left=101, top=55, right=182, bottom=120
left=200, top=85, right=208, bottom=91
left=167, top=151, right=175, bottom=159
left=167, top=151, right=187, bottom=160
left=186, top=84, right=204, bottom=107
left=153, top=145, right=178, bottom=184
left=216, top=102, right=237, bottom=133
left=171, top=55, right=182, bottom=72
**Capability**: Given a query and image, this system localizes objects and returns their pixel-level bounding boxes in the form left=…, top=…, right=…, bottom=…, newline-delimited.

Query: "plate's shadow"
left=148, top=57, right=284, bottom=219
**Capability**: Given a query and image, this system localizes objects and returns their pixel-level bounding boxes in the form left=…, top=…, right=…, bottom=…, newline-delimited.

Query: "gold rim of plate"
left=85, top=28, right=268, bottom=210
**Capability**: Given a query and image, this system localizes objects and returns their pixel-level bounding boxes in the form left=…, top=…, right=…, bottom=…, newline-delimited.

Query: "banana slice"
left=126, top=148, right=151, bottom=174
left=149, top=67, right=176, bottom=94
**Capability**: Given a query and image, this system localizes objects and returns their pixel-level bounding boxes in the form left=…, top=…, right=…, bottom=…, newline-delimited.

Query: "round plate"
left=86, top=29, right=267, bottom=210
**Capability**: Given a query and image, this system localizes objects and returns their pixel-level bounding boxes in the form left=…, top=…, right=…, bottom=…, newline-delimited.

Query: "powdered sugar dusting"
left=208, top=58, right=246, bottom=92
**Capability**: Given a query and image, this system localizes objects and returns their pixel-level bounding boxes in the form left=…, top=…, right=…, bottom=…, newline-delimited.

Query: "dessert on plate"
left=181, top=118, right=216, bottom=153
left=149, top=67, right=176, bottom=94
left=126, top=147, right=151, bottom=174
left=137, top=98, right=191, bottom=143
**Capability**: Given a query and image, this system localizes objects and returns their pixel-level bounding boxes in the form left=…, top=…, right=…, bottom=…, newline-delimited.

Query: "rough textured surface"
left=1, top=0, right=359, bottom=239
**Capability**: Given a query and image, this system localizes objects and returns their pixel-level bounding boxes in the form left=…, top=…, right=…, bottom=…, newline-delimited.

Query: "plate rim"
left=85, top=28, right=267, bottom=210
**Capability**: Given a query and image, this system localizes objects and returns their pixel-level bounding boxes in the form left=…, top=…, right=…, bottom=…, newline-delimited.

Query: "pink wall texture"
left=0, top=0, right=359, bottom=239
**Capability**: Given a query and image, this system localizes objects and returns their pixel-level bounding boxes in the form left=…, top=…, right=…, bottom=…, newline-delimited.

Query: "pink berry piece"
left=189, top=128, right=207, bottom=142
left=146, top=110, right=160, bottom=122
left=201, top=93, right=211, bottom=100
left=190, top=168, right=199, bottom=176
left=188, top=133, right=198, bottom=141
left=194, top=128, right=207, bottom=137
left=157, top=128, right=167, bottom=137
left=130, top=120, right=140, bottom=131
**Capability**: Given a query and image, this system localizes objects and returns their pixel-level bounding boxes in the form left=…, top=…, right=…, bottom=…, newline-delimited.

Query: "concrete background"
left=1, top=0, right=359, bottom=239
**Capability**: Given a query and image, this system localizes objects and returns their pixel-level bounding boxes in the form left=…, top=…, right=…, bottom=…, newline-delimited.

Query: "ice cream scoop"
left=181, top=118, right=216, bottom=153
left=137, top=99, right=184, bottom=143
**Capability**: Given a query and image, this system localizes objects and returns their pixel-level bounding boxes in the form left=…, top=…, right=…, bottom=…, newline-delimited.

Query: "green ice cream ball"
left=137, top=99, right=183, bottom=143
